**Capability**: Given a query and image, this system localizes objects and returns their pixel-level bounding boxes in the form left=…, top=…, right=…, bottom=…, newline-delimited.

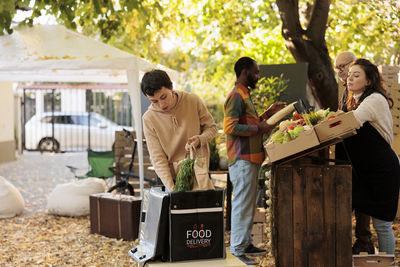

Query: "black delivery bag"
left=169, top=189, right=225, bottom=261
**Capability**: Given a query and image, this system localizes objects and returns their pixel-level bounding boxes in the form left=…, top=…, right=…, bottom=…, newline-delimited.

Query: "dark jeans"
left=355, top=210, right=372, bottom=243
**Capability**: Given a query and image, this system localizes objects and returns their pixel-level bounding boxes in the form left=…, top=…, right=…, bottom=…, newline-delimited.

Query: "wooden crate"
left=353, top=253, right=396, bottom=267
left=253, top=207, right=266, bottom=223
left=378, top=65, right=400, bottom=74
left=114, top=131, right=158, bottom=183
left=397, top=192, right=400, bottom=219
left=271, top=164, right=352, bottom=267
left=251, top=222, right=264, bottom=246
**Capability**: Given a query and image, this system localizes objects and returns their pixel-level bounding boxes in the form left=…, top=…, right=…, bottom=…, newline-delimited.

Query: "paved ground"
left=0, top=151, right=88, bottom=217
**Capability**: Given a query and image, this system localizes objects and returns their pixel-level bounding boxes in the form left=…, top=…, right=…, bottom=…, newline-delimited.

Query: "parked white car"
left=24, top=112, right=133, bottom=152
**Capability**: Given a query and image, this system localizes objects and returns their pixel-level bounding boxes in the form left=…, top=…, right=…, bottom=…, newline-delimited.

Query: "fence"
left=19, top=84, right=133, bottom=152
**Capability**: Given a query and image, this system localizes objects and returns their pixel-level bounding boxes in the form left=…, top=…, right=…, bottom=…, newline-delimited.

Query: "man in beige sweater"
left=141, top=69, right=218, bottom=191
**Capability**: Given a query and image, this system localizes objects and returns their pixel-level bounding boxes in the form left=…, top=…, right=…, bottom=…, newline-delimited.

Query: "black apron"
left=343, top=122, right=400, bottom=221
left=335, top=103, right=348, bottom=163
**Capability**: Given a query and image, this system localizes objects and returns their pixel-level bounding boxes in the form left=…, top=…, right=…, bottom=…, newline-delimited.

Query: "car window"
left=91, top=116, right=102, bottom=125
left=74, top=115, right=102, bottom=126
left=70, top=115, right=84, bottom=125
left=40, top=115, right=73, bottom=124
left=73, top=115, right=87, bottom=125
left=54, top=115, right=74, bottom=124
left=39, top=114, right=105, bottom=125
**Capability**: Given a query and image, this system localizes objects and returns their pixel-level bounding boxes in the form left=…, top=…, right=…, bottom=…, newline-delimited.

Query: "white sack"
left=47, top=178, right=105, bottom=216
left=0, top=176, right=25, bottom=219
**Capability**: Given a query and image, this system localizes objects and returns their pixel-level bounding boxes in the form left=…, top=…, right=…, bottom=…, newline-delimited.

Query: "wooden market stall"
left=264, top=110, right=359, bottom=267
left=268, top=142, right=352, bottom=267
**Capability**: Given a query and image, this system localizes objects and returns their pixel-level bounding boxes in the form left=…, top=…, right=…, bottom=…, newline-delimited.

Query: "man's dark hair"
left=234, top=57, right=256, bottom=78
left=141, top=69, right=172, bottom=96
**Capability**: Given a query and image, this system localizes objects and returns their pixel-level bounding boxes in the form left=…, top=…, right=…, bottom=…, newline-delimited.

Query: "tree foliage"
left=2, top=0, right=400, bottom=110
left=251, top=75, right=289, bottom=115
left=0, top=0, right=30, bottom=34
left=328, top=0, right=400, bottom=65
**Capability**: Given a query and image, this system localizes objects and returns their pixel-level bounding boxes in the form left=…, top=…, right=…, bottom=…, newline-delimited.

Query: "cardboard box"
left=383, top=75, right=399, bottom=82
left=391, top=107, right=400, bottom=117
left=378, top=65, right=400, bottom=74
left=390, top=92, right=400, bottom=103
left=265, top=128, right=320, bottom=162
left=393, top=124, right=400, bottom=135
left=352, top=253, right=396, bottom=267
left=314, top=111, right=359, bottom=143
left=251, top=223, right=264, bottom=246
left=251, top=223, right=264, bottom=235
left=253, top=207, right=266, bottom=223
left=252, top=234, right=263, bottom=247
left=89, top=193, right=141, bottom=241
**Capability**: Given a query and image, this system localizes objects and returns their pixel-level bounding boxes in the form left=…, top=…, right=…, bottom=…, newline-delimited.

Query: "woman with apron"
left=341, top=58, right=400, bottom=254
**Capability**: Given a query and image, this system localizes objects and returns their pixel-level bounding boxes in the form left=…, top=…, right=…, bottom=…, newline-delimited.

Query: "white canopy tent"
left=0, top=24, right=181, bottom=196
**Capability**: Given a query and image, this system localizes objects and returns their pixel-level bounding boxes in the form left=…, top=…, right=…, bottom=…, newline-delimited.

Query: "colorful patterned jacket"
left=223, top=83, right=264, bottom=166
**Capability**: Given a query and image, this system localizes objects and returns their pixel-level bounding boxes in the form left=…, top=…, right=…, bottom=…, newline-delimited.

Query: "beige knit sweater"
left=142, top=90, right=218, bottom=191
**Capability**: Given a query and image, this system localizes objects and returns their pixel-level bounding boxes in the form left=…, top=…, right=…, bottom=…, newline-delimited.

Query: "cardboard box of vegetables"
left=263, top=102, right=358, bottom=162
left=313, top=111, right=359, bottom=142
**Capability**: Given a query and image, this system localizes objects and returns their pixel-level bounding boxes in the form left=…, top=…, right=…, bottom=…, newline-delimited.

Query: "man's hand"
left=185, top=136, right=201, bottom=151
left=258, top=120, right=274, bottom=134
left=261, top=102, right=287, bottom=120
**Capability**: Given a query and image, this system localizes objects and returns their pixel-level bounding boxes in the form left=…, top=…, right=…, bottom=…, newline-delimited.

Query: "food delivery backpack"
left=129, top=188, right=225, bottom=263
left=169, top=189, right=225, bottom=261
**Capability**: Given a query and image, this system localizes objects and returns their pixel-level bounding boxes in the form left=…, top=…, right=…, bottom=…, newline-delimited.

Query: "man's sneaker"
left=236, top=254, right=258, bottom=266
left=352, top=239, right=375, bottom=254
left=244, top=244, right=266, bottom=256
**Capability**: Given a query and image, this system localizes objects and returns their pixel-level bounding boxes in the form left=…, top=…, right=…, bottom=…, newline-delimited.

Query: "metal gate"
left=20, top=84, right=133, bottom=152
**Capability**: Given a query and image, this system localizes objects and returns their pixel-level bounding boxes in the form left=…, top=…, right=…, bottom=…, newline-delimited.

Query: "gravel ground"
left=0, top=151, right=88, bottom=217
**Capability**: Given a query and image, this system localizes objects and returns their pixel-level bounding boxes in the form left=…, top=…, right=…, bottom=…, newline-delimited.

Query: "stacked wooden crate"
left=391, top=83, right=400, bottom=135
left=252, top=207, right=266, bottom=246
left=114, top=131, right=157, bottom=186
left=378, top=65, right=400, bottom=92
left=378, top=65, right=400, bottom=134
left=380, top=66, right=400, bottom=219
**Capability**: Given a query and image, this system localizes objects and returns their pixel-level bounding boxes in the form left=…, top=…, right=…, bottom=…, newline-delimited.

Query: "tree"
left=0, top=0, right=31, bottom=34
left=275, top=0, right=337, bottom=109
left=2, top=0, right=399, bottom=110
left=274, top=0, right=400, bottom=108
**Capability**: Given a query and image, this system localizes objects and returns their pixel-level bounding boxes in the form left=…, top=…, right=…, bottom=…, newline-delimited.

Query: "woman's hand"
left=185, top=136, right=201, bottom=151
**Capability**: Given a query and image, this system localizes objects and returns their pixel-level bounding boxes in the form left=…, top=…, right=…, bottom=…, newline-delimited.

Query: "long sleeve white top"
left=353, top=92, right=393, bottom=145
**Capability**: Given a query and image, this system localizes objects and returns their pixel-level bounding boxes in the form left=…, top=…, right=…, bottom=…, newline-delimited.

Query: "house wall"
left=0, top=82, right=15, bottom=162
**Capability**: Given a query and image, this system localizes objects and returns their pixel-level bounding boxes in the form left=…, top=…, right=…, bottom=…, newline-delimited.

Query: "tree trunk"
left=276, top=0, right=338, bottom=110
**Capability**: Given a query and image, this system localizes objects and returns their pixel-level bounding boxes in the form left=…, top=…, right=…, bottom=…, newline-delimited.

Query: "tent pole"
left=127, top=69, right=144, bottom=197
